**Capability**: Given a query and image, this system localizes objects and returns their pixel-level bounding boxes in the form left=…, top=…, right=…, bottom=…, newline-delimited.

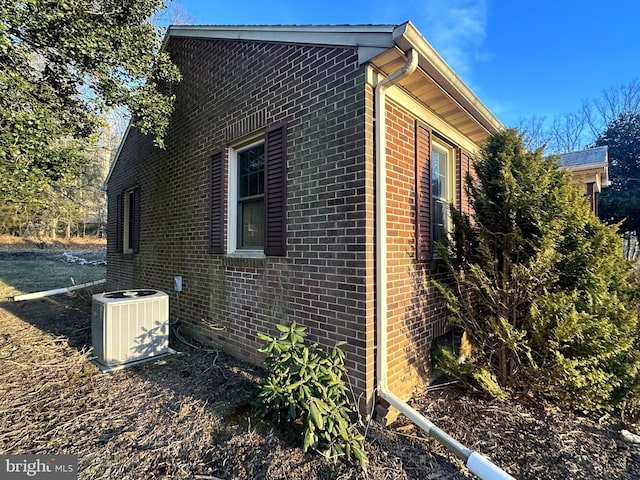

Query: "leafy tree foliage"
left=435, top=129, right=640, bottom=413
left=0, top=0, right=181, bottom=204
left=595, top=112, right=640, bottom=239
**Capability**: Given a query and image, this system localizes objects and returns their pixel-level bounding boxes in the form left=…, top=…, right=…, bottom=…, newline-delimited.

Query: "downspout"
left=374, top=49, right=515, bottom=480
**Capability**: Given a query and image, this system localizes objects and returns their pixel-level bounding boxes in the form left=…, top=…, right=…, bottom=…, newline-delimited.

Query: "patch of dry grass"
left=0, top=234, right=106, bottom=251
left=0, top=252, right=106, bottom=299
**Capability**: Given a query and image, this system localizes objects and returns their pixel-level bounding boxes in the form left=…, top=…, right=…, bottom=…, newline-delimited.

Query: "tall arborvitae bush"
left=434, top=128, right=640, bottom=413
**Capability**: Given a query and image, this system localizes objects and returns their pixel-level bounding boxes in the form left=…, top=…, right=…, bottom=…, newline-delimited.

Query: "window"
left=123, top=189, right=135, bottom=252
left=116, top=186, right=140, bottom=254
left=416, top=120, right=461, bottom=262
left=235, top=141, right=265, bottom=249
left=431, top=141, right=454, bottom=247
left=214, top=123, right=287, bottom=256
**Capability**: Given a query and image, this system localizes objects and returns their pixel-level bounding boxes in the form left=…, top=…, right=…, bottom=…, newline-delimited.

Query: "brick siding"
left=383, top=99, right=459, bottom=400
left=106, top=38, right=376, bottom=401
left=107, top=36, right=465, bottom=410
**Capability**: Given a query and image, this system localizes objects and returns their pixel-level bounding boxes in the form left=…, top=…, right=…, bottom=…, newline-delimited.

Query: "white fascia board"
left=563, top=161, right=608, bottom=172
left=567, top=162, right=609, bottom=186
left=166, top=24, right=396, bottom=64
left=392, top=21, right=503, bottom=134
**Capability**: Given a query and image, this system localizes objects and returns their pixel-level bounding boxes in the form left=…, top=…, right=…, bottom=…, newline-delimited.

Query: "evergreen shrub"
left=434, top=129, right=640, bottom=414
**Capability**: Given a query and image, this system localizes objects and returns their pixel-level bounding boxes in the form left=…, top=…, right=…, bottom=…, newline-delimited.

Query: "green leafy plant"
left=255, top=322, right=367, bottom=470
left=1, top=0, right=181, bottom=205
left=433, top=345, right=508, bottom=400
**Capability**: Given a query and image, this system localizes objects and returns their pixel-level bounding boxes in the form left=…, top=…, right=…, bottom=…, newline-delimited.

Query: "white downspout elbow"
left=373, top=49, right=516, bottom=480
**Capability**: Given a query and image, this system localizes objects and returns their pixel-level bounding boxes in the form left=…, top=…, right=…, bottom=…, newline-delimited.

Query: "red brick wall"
left=106, top=38, right=376, bottom=401
left=106, top=36, right=468, bottom=409
left=383, top=99, right=457, bottom=400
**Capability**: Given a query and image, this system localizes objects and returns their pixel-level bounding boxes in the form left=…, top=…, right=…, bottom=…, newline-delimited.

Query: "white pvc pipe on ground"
left=467, top=452, right=516, bottom=479
left=379, top=390, right=516, bottom=479
left=13, top=279, right=106, bottom=302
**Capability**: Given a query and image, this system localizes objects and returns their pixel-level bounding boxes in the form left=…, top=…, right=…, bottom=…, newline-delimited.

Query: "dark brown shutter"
left=457, top=148, right=472, bottom=215
left=132, top=187, right=141, bottom=254
left=210, top=150, right=225, bottom=254
left=115, top=191, right=123, bottom=253
left=416, top=120, right=432, bottom=262
left=264, top=123, right=287, bottom=256
left=586, top=182, right=596, bottom=214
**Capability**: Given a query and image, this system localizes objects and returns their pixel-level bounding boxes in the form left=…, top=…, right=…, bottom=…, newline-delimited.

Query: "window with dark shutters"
left=117, top=186, right=140, bottom=254
left=415, top=120, right=432, bottom=262
left=264, top=123, right=287, bottom=256
left=210, top=150, right=225, bottom=254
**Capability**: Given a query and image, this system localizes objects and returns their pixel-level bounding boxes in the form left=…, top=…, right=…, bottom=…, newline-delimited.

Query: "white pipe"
left=13, top=279, right=106, bottom=302
left=373, top=50, right=515, bottom=480
left=375, top=48, right=419, bottom=392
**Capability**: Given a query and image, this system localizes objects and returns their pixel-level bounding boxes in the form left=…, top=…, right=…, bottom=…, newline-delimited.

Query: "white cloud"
left=412, top=0, right=489, bottom=77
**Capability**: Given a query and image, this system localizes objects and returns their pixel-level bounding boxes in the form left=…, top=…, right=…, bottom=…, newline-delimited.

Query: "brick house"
left=105, top=22, right=503, bottom=414
left=559, top=145, right=609, bottom=215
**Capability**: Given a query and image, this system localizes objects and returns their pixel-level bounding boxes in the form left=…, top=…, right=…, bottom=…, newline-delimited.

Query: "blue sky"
left=173, top=0, right=640, bottom=129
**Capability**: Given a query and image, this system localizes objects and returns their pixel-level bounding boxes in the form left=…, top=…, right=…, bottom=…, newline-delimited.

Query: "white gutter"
left=374, top=49, right=516, bottom=480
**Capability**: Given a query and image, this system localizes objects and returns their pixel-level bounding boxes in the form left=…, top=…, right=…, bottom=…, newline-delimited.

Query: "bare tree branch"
left=516, top=115, right=549, bottom=152
left=547, top=112, right=587, bottom=153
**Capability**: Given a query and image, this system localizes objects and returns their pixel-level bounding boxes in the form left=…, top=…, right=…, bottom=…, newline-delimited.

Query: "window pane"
left=240, top=199, right=264, bottom=247
left=431, top=143, right=451, bottom=249
left=433, top=199, right=447, bottom=245
left=432, top=147, right=448, bottom=198
left=432, top=150, right=441, bottom=197
left=238, top=144, right=264, bottom=198
left=126, top=190, right=134, bottom=251
left=438, top=150, right=448, bottom=197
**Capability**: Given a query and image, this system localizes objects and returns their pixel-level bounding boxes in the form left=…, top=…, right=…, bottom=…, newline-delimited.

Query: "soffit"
left=370, top=23, right=503, bottom=146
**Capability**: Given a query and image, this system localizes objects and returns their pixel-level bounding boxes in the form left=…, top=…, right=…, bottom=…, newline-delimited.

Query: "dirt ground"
left=1, top=246, right=639, bottom=479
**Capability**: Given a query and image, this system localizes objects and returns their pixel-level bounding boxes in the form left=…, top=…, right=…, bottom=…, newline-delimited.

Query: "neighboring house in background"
left=105, top=22, right=502, bottom=418
left=559, top=145, right=609, bottom=215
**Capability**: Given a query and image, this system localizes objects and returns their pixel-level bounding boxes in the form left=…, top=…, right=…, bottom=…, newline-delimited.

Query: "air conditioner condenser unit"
left=92, top=289, right=171, bottom=370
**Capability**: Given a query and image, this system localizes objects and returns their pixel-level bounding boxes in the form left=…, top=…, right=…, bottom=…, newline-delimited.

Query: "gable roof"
left=106, top=22, right=503, bottom=188
left=558, top=145, right=609, bottom=188
left=559, top=145, right=608, bottom=169
left=165, top=24, right=397, bottom=65
left=165, top=22, right=503, bottom=144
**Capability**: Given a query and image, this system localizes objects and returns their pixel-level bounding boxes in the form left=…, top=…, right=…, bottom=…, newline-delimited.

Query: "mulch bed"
left=1, top=288, right=638, bottom=479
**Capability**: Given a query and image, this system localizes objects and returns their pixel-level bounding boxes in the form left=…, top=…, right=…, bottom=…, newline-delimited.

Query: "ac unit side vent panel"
left=92, top=290, right=169, bottom=368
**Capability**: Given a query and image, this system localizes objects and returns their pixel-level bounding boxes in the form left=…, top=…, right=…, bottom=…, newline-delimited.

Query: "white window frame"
left=227, top=136, right=265, bottom=256
left=431, top=139, right=456, bottom=248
